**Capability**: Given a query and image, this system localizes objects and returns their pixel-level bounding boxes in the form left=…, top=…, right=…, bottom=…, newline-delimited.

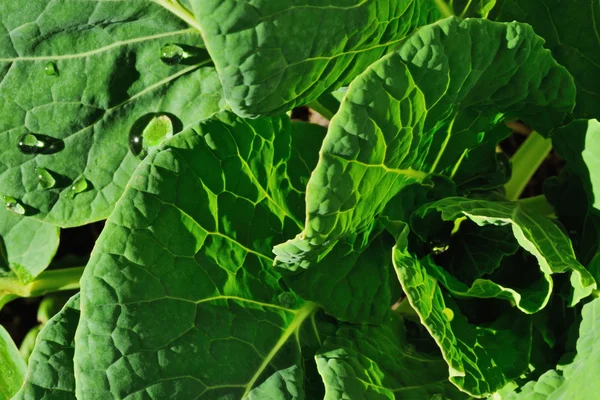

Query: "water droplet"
left=36, top=167, right=56, bottom=189
left=277, top=292, right=296, bottom=309
left=68, top=177, right=88, bottom=199
left=44, top=61, right=58, bottom=76
left=160, top=43, right=185, bottom=65
left=129, top=114, right=174, bottom=156
left=442, top=307, right=454, bottom=322
left=17, top=133, right=46, bottom=154
left=3, top=196, right=25, bottom=215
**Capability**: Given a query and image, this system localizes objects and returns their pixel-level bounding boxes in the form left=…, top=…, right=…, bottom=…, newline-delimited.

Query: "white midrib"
left=0, top=29, right=194, bottom=62
left=241, top=302, right=318, bottom=398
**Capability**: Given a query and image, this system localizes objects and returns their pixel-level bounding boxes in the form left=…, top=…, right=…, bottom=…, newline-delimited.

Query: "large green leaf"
left=316, top=315, right=466, bottom=399
left=491, top=0, right=600, bottom=119
left=412, top=197, right=596, bottom=308
left=186, top=0, right=442, bottom=117
left=0, top=324, right=26, bottom=400
left=0, top=0, right=225, bottom=227
left=73, top=113, right=327, bottom=399
left=393, top=223, right=532, bottom=397
left=282, top=231, right=397, bottom=325
left=0, top=207, right=59, bottom=285
left=501, top=297, right=600, bottom=399
left=13, top=294, right=80, bottom=400
left=274, top=17, right=575, bottom=271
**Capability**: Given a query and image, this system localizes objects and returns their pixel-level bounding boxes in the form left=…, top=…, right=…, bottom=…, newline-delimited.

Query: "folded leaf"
left=188, top=0, right=442, bottom=117
left=13, top=293, right=80, bottom=400
left=316, top=315, right=466, bottom=399
left=0, top=0, right=225, bottom=227
left=274, top=17, right=575, bottom=271
left=412, top=197, right=596, bottom=307
left=393, top=223, right=532, bottom=397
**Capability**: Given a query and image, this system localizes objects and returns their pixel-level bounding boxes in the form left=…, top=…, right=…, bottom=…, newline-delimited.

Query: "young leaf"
left=0, top=1, right=225, bottom=227
left=274, top=17, right=575, bottom=271
left=185, top=0, right=443, bottom=117
left=316, top=315, right=466, bottom=399
left=74, top=114, right=329, bottom=398
left=13, top=294, right=80, bottom=400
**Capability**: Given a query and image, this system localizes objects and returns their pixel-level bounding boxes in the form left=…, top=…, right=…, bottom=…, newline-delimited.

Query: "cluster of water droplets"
left=6, top=50, right=188, bottom=215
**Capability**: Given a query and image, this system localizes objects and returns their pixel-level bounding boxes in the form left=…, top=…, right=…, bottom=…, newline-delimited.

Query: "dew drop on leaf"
left=277, top=292, right=296, bottom=308
left=160, top=43, right=185, bottom=65
left=129, top=114, right=174, bottom=156
left=44, top=61, right=58, bottom=76
left=3, top=196, right=25, bottom=215
left=17, top=133, right=47, bottom=154
left=442, top=307, right=454, bottom=322
left=68, top=177, right=88, bottom=199
left=36, top=167, right=56, bottom=189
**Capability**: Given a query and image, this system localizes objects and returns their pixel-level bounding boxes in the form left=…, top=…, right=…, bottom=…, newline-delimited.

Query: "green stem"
left=0, top=267, right=84, bottom=298
left=434, top=0, right=454, bottom=17
left=152, top=0, right=202, bottom=31
left=504, top=131, right=552, bottom=201
left=308, top=93, right=340, bottom=120
left=393, top=297, right=419, bottom=321
left=518, top=195, right=556, bottom=218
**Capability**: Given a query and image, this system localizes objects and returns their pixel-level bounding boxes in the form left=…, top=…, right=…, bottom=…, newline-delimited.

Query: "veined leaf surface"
left=187, top=0, right=442, bottom=117
left=275, top=17, right=575, bottom=271
left=13, top=294, right=80, bottom=400
left=0, top=0, right=225, bottom=227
